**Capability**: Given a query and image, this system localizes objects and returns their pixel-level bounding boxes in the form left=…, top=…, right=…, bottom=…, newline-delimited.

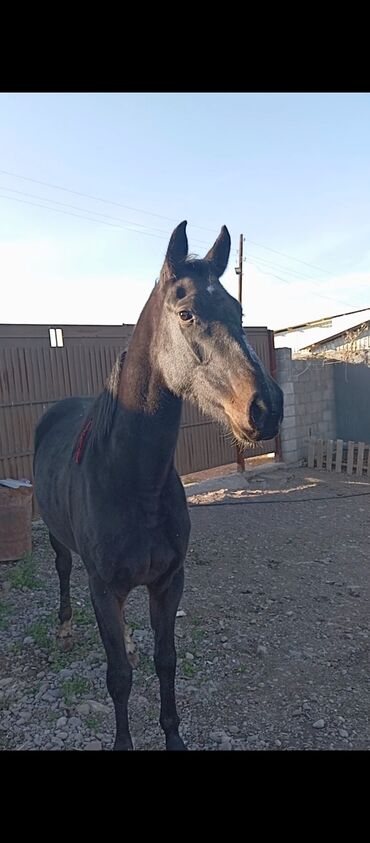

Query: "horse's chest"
left=85, top=512, right=188, bottom=587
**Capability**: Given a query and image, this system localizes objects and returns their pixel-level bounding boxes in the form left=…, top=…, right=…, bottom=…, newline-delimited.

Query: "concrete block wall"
left=276, top=348, right=336, bottom=464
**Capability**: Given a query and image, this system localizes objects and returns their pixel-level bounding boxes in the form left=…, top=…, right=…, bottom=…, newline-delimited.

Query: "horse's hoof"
left=166, top=735, right=188, bottom=751
left=58, top=635, right=74, bottom=652
left=57, top=620, right=74, bottom=651
left=113, top=742, right=134, bottom=751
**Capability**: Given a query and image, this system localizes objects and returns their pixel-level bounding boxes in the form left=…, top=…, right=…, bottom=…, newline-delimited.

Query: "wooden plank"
left=356, top=442, right=365, bottom=476
left=326, top=439, right=333, bottom=471
left=347, top=441, right=354, bottom=475
left=308, top=438, right=315, bottom=468
left=335, top=439, right=343, bottom=473
left=316, top=439, right=323, bottom=469
left=365, top=445, right=370, bottom=476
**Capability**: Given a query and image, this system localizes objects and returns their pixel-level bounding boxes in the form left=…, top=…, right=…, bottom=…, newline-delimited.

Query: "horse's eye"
left=179, top=310, right=193, bottom=322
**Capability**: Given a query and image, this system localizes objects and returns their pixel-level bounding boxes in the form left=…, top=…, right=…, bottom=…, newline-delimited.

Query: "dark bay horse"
left=34, top=222, right=283, bottom=750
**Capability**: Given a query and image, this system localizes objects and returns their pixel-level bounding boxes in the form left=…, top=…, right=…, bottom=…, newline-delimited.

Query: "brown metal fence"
left=0, top=324, right=276, bottom=511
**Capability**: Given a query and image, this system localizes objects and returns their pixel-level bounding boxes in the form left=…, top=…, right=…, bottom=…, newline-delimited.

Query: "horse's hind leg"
left=49, top=532, right=73, bottom=651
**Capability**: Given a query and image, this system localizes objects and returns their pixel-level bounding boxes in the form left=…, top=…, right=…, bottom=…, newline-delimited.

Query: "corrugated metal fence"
left=0, top=324, right=276, bottom=507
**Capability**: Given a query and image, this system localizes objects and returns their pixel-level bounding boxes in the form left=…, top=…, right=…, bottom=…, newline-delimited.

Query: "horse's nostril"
left=250, top=397, right=267, bottom=429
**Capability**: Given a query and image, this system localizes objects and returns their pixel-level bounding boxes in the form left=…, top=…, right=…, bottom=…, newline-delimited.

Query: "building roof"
left=274, top=306, right=370, bottom=337
left=300, top=319, right=370, bottom=351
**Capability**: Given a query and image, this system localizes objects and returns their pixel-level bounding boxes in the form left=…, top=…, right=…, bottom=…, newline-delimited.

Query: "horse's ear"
left=204, top=226, right=231, bottom=277
left=162, top=220, right=188, bottom=278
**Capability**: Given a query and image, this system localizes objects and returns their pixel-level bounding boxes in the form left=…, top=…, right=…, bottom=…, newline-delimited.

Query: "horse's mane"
left=74, top=350, right=127, bottom=460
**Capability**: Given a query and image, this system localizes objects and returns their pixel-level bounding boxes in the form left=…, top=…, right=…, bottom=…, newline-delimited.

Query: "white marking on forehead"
left=207, top=284, right=215, bottom=294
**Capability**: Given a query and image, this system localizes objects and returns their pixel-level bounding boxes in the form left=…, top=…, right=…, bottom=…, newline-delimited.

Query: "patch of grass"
left=73, top=605, right=94, bottom=626
left=61, top=676, right=90, bottom=706
left=0, top=601, right=12, bottom=631
left=27, top=621, right=50, bottom=649
left=71, top=607, right=100, bottom=647
left=49, top=648, right=71, bottom=671
left=25, top=614, right=55, bottom=650
left=8, top=555, right=42, bottom=590
left=46, top=710, right=59, bottom=723
left=128, top=620, right=142, bottom=631
left=147, top=707, right=157, bottom=721
left=86, top=714, right=102, bottom=732
left=188, top=615, right=207, bottom=648
left=191, top=626, right=205, bottom=646
left=138, top=653, right=154, bottom=677
left=191, top=614, right=204, bottom=625
left=49, top=634, right=103, bottom=671
left=234, top=664, right=247, bottom=674
left=182, top=660, right=196, bottom=679
left=85, top=627, right=101, bottom=645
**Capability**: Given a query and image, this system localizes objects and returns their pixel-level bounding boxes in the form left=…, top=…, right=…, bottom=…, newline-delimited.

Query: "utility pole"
left=238, top=233, right=243, bottom=308
left=235, top=234, right=245, bottom=473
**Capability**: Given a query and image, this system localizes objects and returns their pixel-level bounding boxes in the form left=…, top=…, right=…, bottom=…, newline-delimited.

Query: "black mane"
left=75, top=350, right=127, bottom=456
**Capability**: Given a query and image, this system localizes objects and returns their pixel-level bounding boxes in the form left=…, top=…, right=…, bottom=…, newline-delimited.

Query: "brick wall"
left=276, top=348, right=336, bottom=464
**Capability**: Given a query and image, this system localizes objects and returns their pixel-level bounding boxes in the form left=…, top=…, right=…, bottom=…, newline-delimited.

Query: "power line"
left=246, top=250, right=331, bottom=283
left=0, top=167, right=365, bottom=311
left=0, top=193, right=173, bottom=240
left=0, top=185, right=210, bottom=247
left=0, top=190, right=359, bottom=311
left=245, top=237, right=334, bottom=277
left=0, top=167, right=217, bottom=235
left=246, top=259, right=356, bottom=309
left=0, top=167, right=351, bottom=280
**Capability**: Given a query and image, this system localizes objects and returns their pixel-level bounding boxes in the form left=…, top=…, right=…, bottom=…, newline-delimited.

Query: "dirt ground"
left=1, top=464, right=369, bottom=751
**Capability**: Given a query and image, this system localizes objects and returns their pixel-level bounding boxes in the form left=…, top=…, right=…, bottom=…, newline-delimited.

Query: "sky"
left=1, top=92, right=370, bottom=349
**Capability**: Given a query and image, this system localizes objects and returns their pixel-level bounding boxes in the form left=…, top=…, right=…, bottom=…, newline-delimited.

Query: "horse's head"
left=155, top=221, right=283, bottom=444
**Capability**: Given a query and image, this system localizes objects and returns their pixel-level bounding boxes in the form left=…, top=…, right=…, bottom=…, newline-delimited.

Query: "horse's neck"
left=112, top=292, right=182, bottom=492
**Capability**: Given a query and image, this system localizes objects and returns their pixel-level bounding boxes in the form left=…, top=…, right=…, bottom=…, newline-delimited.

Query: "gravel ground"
left=1, top=464, right=369, bottom=751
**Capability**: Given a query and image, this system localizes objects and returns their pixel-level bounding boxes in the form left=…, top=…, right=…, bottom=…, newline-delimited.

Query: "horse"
left=33, top=221, right=283, bottom=750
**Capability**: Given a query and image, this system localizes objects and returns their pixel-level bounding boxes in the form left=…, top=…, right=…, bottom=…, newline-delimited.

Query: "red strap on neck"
left=74, top=419, right=92, bottom=464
